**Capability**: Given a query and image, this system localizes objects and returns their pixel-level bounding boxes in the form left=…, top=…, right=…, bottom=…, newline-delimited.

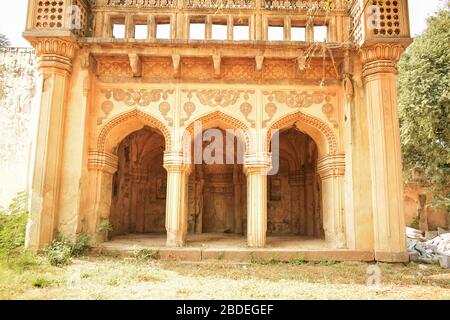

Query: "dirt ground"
left=1, top=255, right=449, bottom=300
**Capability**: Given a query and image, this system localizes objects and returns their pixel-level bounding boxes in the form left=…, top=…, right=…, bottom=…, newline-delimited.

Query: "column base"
left=166, top=230, right=186, bottom=247
left=375, top=251, right=409, bottom=263
left=247, top=241, right=266, bottom=249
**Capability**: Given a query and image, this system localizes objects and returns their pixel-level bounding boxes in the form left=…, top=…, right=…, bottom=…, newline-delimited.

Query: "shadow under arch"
left=97, top=109, right=172, bottom=155
left=267, top=111, right=338, bottom=158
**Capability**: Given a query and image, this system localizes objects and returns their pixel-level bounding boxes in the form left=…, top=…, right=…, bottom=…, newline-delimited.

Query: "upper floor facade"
left=24, top=0, right=411, bottom=49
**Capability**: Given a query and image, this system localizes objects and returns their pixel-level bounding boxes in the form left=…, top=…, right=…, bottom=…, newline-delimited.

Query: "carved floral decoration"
left=97, top=88, right=174, bottom=126
left=263, top=90, right=337, bottom=128
left=181, top=89, right=255, bottom=127
left=184, top=89, right=254, bottom=108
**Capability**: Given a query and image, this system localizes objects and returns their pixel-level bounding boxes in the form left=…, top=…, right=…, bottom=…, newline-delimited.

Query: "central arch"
left=268, top=128, right=324, bottom=238
left=185, top=111, right=250, bottom=241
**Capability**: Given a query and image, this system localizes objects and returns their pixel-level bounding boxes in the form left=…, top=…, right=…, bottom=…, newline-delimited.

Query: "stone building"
left=23, top=0, right=413, bottom=262
left=0, top=48, right=38, bottom=207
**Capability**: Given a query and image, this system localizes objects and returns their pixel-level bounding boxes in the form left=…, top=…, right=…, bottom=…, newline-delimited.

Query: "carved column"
left=25, top=38, right=77, bottom=250
left=87, top=151, right=118, bottom=243
left=361, top=44, right=408, bottom=262
left=244, top=152, right=271, bottom=248
left=164, top=152, right=191, bottom=247
left=317, top=154, right=346, bottom=248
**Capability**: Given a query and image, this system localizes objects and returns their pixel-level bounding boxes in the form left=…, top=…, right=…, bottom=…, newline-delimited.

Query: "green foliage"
left=32, top=277, right=53, bottom=288
left=315, top=259, right=338, bottom=266
left=410, top=215, right=420, bottom=229
left=45, top=234, right=92, bottom=267
left=398, top=9, right=450, bottom=210
left=251, top=257, right=281, bottom=265
left=0, top=193, right=30, bottom=261
left=134, top=249, right=160, bottom=261
left=96, top=219, right=113, bottom=234
left=71, top=234, right=92, bottom=257
left=289, top=258, right=308, bottom=266
left=44, top=237, right=72, bottom=267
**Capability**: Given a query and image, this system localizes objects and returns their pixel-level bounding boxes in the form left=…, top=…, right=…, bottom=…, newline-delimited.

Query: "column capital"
left=243, top=152, right=272, bottom=175
left=31, top=38, right=78, bottom=74
left=317, top=154, right=345, bottom=179
left=360, top=43, right=405, bottom=80
left=88, top=150, right=118, bottom=175
left=163, top=151, right=191, bottom=173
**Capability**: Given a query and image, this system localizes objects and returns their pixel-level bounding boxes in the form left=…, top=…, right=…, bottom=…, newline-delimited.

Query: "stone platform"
left=96, top=233, right=375, bottom=262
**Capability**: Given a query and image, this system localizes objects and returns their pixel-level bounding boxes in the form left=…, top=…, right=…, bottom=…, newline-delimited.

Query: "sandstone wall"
left=0, top=47, right=446, bottom=233
left=0, top=48, right=38, bottom=207
left=404, top=183, right=449, bottom=231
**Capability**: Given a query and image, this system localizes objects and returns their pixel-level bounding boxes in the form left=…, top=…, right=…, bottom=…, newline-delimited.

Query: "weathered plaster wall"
left=404, top=183, right=449, bottom=230
left=0, top=48, right=38, bottom=207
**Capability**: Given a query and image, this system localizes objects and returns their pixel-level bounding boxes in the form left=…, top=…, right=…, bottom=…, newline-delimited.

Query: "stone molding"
left=97, top=109, right=172, bottom=153
left=243, top=152, right=272, bottom=175
left=317, top=154, right=345, bottom=179
left=360, top=43, right=405, bottom=80
left=186, top=110, right=252, bottom=150
left=32, top=38, right=78, bottom=73
left=268, top=111, right=338, bottom=156
left=87, top=150, right=118, bottom=174
left=163, top=151, right=191, bottom=173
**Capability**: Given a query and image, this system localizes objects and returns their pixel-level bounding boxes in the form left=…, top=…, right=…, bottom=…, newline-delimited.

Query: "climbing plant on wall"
left=398, top=9, right=450, bottom=210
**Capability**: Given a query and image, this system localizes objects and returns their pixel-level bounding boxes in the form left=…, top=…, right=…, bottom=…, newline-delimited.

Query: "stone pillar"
left=288, top=170, right=304, bottom=235
left=361, top=44, right=408, bottom=262
left=304, top=170, right=316, bottom=237
left=233, top=164, right=243, bottom=235
left=317, top=154, right=346, bottom=248
left=244, top=152, right=271, bottom=248
left=205, top=15, right=212, bottom=40
left=25, top=38, right=76, bottom=250
left=227, top=15, right=234, bottom=41
left=86, top=151, right=118, bottom=243
left=164, top=152, right=191, bottom=247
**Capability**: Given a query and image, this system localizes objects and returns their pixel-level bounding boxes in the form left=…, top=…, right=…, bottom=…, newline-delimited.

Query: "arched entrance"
left=268, top=128, right=324, bottom=238
left=109, top=126, right=166, bottom=237
left=268, top=111, right=345, bottom=247
left=187, top=127, right=247, bottom=237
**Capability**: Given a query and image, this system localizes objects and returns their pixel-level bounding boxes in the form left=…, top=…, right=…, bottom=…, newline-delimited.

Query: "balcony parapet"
left=91, top=0, right=350, bottom=11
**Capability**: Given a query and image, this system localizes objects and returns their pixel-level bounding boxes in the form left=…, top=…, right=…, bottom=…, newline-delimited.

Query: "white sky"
left=0, top=0, right=445, bottom=47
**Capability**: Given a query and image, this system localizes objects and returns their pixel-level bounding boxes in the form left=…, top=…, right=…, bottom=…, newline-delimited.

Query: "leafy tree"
left=0, top=192, right=29, bottom=260
left=0, top=34, right=10, bottom=47
left=398, top=9, right=450, bottom=210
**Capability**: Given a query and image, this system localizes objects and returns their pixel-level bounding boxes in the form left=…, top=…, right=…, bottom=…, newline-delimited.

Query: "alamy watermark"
left=182, top=121, right=280, bottom=175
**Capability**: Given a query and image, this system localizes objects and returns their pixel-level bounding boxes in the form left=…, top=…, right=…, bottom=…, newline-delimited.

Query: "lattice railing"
left=262, top=0, right=341, bottom=11
left=350, top=0, right=410, bottom=45
left=185, top=0, right=255, bottom=9
left=32, top=0, right=90, bottom=36
left=91, top=0, right=347, bottom=10
left=91, top=0, right=177, bottom=8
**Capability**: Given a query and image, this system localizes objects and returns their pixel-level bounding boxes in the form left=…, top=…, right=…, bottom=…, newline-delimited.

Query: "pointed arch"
left=185, top=110, right=252, bottom=151
left=97, top=109, right=172, bottom=154
left=268, top=111, right=338, bottom=158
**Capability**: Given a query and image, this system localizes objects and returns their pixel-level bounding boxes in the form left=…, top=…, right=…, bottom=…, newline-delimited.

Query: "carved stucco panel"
left=262, top=89, right=339, bottom=130
left=95, top=86, right=176, bottom=128
left=180, top=88, right=256, bottom=129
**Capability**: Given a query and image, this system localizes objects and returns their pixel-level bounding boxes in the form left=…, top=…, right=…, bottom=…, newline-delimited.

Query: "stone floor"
left=103, top=233, right=333, bottom=250
left=97, top=233, right=375, bottom=262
